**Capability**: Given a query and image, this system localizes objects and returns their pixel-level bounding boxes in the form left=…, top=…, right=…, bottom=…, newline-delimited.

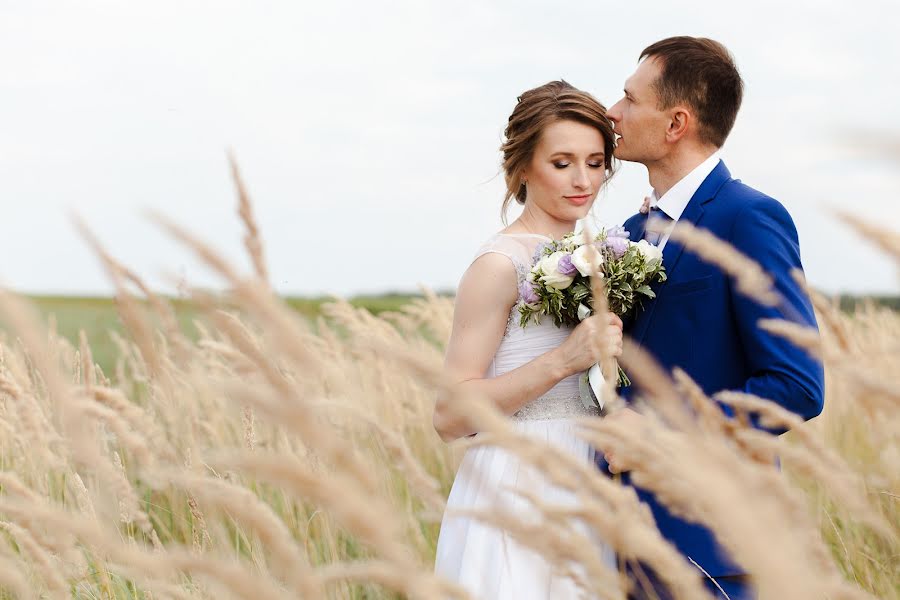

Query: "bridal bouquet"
left=518, top=226, right=666, bottom=406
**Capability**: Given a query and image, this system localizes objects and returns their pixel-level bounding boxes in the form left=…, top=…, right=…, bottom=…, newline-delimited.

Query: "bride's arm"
left=433, top=253, right=621, bottom=442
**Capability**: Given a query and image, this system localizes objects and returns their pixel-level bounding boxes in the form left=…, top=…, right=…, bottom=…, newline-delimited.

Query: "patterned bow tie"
left=644, top=206, right=673, bottom=246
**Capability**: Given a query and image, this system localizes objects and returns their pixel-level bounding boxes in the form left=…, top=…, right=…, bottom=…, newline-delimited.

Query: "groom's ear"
left=665, top=106, right=692, bottom=143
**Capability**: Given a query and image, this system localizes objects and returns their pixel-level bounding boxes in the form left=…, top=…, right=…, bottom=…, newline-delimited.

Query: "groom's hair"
left=640, top=37, right=743, bottom=148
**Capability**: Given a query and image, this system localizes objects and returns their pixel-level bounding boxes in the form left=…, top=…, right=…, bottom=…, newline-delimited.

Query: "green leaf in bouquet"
left=571, top=281, right=591, bottom=301
left=518, top=305, right=540, bottom=327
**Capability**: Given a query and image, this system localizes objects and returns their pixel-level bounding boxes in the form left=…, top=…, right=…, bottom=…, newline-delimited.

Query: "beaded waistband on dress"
left=511, top=392, right=600, bottom=421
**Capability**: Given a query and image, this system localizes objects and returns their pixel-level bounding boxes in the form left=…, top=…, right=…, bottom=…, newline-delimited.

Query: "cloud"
left=0, top=1, right=898, bottom=296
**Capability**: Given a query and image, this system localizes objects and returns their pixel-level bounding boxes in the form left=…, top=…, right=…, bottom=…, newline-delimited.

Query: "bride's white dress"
left=434, top=233, right=614, bottom=599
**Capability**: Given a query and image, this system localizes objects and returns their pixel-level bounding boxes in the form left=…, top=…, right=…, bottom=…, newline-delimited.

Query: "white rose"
left=564, top=233, right=586, bottom=249
left=538, top=251, right=574, bottom=289
left=634, top=239, right=663, bottom=263
left=571, top=244, right=604, bottom=277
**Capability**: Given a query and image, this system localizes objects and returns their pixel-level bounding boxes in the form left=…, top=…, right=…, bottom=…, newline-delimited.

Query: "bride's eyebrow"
left=548, top=152, right=605, bottom=159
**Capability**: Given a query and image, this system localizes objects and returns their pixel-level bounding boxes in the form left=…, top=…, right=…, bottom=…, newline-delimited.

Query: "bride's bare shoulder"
left=462, top=251, right=517, bottom=289
left=456, top=242, right=520, bottom=308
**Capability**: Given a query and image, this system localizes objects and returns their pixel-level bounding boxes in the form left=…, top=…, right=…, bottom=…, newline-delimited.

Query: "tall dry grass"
left=0, top=168, right=895, bottom=599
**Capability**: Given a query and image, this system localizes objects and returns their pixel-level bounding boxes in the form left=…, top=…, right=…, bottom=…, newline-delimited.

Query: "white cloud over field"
left=1, top=0, right=898, bottom=295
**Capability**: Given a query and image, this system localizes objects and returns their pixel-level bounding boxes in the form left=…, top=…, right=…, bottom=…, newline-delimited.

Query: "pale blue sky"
left=1, top=0, right=898, bottom=296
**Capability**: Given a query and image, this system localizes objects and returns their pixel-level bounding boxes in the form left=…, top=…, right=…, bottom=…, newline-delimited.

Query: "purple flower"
left=532, top=241, right=553, bottom=264
left=557, top=254, right=578, bottom=276
left=604, top=236, right=630, bottom=259
left=605, top=225, right=630, bottom=239
left=519, top=280, right=540, bottom=304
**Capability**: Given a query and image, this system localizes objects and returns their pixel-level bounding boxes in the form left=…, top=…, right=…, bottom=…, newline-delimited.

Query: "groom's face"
left=607, top=57, right=670, bottom=164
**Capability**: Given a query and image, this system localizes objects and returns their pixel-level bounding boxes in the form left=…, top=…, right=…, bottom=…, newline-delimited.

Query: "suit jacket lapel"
left=631, top=161, right=733, bottom=345
left=629, top=212, right=649, bottom=244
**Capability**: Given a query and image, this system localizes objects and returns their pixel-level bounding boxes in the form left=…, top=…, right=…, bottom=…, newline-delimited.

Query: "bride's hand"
left=554, top=312, right=623, bottom=376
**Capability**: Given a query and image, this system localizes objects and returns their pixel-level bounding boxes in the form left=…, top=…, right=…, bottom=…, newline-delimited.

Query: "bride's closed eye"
left=552, top=161, right=604, bottom=169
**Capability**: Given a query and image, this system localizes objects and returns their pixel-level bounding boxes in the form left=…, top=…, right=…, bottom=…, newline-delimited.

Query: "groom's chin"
left=613, top=146, right=643, bottom=164
left=613, top=148, right=634, bottom=162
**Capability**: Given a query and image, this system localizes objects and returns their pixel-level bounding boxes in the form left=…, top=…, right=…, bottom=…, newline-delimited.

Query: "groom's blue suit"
left=615, top=160, right=825, bottom=592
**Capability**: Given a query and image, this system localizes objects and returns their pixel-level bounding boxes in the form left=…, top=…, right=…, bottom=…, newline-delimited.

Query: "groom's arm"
left=729, top=195, right=825, bottom=431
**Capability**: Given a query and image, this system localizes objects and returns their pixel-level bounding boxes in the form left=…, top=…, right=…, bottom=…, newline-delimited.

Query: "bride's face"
left=521, top=119, right=607, bottom=223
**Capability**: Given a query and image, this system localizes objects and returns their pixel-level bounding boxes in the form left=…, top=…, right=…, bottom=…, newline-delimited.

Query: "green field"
left=2, top=294, right=421, bottom=376
left=5, top=293, right=896, bottom=377
left=0, top=292, right=892, bottom=382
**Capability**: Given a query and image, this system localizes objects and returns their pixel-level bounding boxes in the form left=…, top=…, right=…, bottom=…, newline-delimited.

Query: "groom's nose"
left=607, top=100, right=623, bottom=123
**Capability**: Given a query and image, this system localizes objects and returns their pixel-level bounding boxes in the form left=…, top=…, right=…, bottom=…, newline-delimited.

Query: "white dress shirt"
left=648, top=151, right=722, bottom=251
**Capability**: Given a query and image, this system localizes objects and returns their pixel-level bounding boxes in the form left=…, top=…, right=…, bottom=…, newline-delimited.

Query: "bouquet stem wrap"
left=577, top=304, right=631, bottom=411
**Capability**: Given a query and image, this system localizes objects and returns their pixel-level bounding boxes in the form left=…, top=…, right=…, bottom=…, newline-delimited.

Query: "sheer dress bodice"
left=473, top=234, right=598, bottom=420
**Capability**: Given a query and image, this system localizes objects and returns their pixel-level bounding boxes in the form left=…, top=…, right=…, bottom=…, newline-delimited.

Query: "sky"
left=1, top=0, right=899, bottom=297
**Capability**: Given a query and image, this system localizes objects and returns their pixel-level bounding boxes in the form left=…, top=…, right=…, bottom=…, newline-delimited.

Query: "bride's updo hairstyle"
left=500, top=80, right=616, bottom=219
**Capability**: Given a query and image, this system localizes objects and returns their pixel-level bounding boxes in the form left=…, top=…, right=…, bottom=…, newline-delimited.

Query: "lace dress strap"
left=471, top=233, right=546, bottom=292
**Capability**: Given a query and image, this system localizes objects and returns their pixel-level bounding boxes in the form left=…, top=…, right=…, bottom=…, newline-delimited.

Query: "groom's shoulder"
left=710, top=178, right=799, bottom=244
left=623, top=211, right=645, bottom=229
left=714, top=178, right=794, bottom=223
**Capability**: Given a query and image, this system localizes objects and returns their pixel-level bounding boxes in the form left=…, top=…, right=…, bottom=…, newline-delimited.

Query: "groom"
left=601, top=37, right=825, bottom=599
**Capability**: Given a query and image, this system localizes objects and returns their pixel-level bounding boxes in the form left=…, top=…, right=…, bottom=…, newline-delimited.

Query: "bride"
left=432, top=80, right=622, bottom=599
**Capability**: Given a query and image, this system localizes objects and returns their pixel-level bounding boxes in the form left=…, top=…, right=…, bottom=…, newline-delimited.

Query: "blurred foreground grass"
left=0, top=288, right=894, bottom=599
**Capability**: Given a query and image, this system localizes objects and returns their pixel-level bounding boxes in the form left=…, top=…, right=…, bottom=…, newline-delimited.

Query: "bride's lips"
left=565, top=194, right=592, bottom=206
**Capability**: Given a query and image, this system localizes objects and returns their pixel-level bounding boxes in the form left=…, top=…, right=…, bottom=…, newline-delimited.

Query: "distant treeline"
left=836, top=294, right=900, bottom=312
left=17, top=291, right=900, bottom=322
left=286, top=291, right=900, bottom=315
left=321, top=291, right=900, bottom=314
